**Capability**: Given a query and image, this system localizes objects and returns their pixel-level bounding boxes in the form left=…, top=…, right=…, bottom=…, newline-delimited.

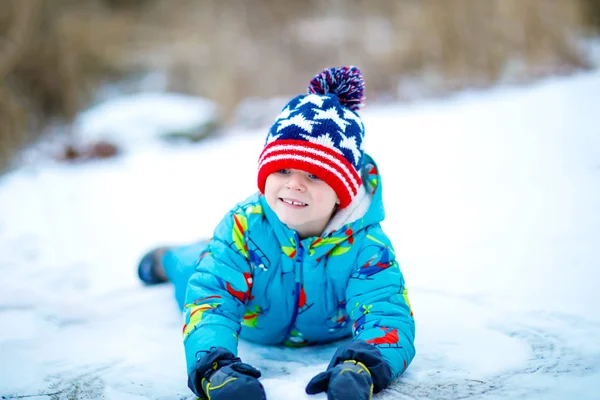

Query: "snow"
left=2, top=71, right=600, bottom=399
left=73, top=93, right=219, bottom=150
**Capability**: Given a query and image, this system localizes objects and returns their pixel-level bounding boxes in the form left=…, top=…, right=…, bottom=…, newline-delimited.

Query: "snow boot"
left=137, top=247, right=170, bottom=285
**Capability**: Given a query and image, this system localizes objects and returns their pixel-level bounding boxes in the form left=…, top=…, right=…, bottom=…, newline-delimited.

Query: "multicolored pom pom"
left=307, top=66, right=365, bottom=111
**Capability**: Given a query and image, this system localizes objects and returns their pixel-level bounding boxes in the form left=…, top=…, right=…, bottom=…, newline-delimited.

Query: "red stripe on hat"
left=259, top=140, right=360, bottom=190
left=259, top=140, right=361, bottom=191
left=257, top=140, right=362, bottom=209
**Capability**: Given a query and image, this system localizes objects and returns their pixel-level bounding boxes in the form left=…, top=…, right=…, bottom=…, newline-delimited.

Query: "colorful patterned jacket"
left=183, top=154, right=416, bottom=381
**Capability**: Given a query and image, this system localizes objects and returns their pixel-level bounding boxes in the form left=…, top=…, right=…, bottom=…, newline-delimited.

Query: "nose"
left=286, top=171, right=306, bottom=192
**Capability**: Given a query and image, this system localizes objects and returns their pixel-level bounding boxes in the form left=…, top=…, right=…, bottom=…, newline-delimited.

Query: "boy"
left=138, top=66, right=415, bottom=400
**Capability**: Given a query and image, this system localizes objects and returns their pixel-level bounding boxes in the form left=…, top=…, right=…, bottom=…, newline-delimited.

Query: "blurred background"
left=1, top=0, right=600, bottom=174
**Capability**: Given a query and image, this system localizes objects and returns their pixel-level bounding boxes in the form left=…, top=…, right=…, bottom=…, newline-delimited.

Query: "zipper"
left=283, top=234, right=304, bottom=339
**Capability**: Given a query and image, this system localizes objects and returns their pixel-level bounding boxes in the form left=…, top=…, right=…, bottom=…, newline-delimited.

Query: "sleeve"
left=344, top=226, right=416, bottom=386
left=182, top=205, right=254, bottom=375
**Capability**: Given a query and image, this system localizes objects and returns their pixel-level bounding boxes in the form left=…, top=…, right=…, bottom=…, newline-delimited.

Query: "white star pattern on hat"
left=312, top=107, right=351, bottom=132
left=297, top=94, right=326, bottom=108
left=276, top=114, right=320, bottom=134
left=277, top=105, right=294, bottom=121
left=337, top=130, right=361, bottom=164
left=300, top=133, right=343, bottom=155
left=343, top=109, right=364, bottom=135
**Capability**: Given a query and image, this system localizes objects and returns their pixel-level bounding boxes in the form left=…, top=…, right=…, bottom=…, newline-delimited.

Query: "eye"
left=277, top=169, right=290, bottom=175
left=308, top=173, right=321, bottom=181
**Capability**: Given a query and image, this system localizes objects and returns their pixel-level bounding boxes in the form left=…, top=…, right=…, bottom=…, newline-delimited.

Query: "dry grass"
left=134, top=0, right=591, bottom=108
left=0, top=0, right=597, bottom=173
left=0, top=0, right=138, bottom=171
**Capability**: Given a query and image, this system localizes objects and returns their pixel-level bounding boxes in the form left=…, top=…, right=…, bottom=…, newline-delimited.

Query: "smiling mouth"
left=279, top=197, right=308, bottom=207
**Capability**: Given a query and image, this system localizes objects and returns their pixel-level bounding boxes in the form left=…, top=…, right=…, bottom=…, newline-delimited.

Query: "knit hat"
left=257, top=66, right=366, bottom=209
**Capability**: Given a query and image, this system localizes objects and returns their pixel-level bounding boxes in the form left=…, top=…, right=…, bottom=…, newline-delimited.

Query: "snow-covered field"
left=1, top=71, right=599, bottom=399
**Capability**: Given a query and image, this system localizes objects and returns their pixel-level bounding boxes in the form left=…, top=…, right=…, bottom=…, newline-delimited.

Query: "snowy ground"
left=1, top=71, right=600, bottom=400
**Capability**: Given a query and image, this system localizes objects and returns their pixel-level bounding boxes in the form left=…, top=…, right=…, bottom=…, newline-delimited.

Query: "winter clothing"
left=137, top=247, right=169, bottom=285
left=306, top=340, right=392, bottom=399
left=178, top=154, right=415, bottom=390
left=258, top=66, right=366, bottom=209
left=162, top=241, right=210, bottom=308
left=306, top=361, right=372, bottom=400
left=188, top=347, right=266, bottom=400
left=150, top=66, right=415, bottom=397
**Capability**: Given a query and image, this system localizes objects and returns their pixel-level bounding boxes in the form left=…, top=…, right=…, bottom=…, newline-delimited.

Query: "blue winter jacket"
left=182, top=154, right=416, bottom=381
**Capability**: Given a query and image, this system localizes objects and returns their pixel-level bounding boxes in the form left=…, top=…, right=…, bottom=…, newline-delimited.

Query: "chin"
left=274, top=205, right=308, bottom=223
left=275, top=211, right=304, bottom=227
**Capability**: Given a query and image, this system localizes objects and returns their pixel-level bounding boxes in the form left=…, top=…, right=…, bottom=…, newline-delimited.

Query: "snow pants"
left=162, top=240, right=210, bottom=311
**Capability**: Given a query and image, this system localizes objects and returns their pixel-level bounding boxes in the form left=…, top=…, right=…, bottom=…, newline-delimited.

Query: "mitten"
left=306, top=359, right=373, bottom=400
left=306, top=340, right=393, bottom=400
left=188, top=347, right=266, bottom=400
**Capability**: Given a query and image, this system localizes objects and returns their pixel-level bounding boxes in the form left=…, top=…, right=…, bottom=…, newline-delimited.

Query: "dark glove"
left=188, top=347, right=266, bottom=400
left=306, top=340, right=393, bottom=400
left=306, top=359, right=373, bottom=400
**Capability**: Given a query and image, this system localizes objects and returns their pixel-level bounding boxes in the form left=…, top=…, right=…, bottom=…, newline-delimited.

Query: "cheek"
left=313, top=187, right=338, bottom=211
left=264, top=178, right=279, bottom=206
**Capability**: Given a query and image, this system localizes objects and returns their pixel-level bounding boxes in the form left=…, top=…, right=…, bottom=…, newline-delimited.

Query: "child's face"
left=264, top=169, right=339, bottom=238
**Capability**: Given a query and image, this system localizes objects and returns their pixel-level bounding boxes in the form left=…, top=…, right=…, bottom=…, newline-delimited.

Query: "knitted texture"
left=257, top=66, right=366, bottom=209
